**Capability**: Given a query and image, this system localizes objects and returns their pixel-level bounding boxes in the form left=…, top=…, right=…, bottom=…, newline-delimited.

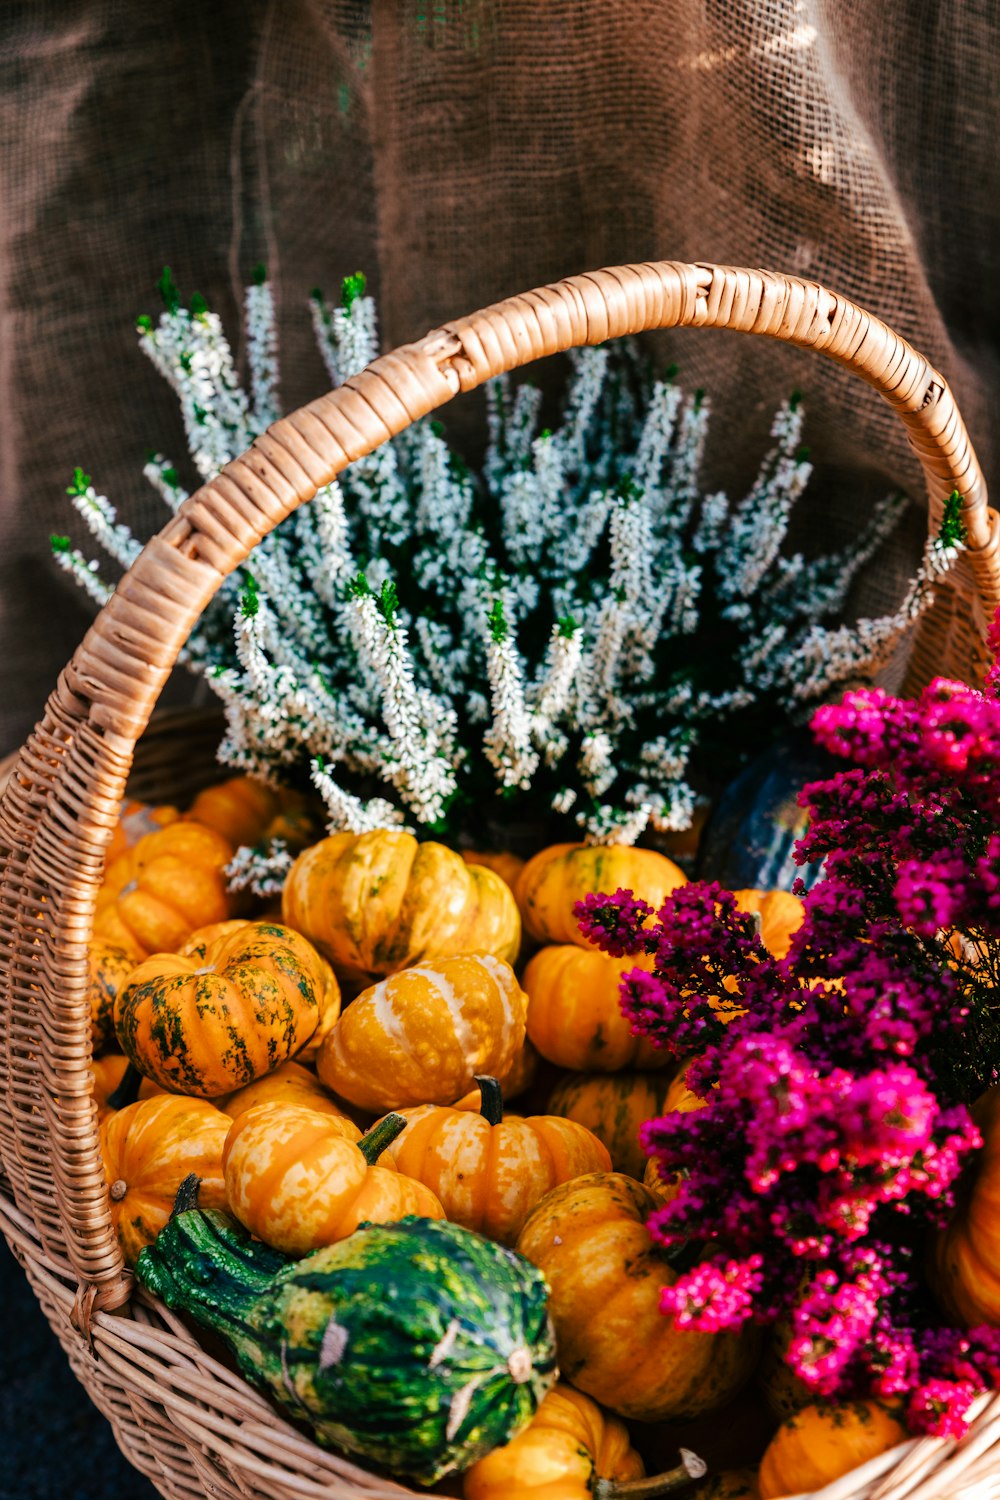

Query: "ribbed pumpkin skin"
left=105, top=799, right=180, bottom=864
left=758, top=1402, right=906, bottom=1499
left=100, top=1095, right=230, bottom=1264
left=137, top=1212, right=558, bottom=1484
left=88, top=943, right=137, bottom=1054
left=384, top=1103, right=611, bottom=1245
left=933, top=1086, right=1000, bottom=1325
left=524, top=946, right=670, bottom=1071
left=732, top=889, right=805, bottom=960
left=93, top=822, right=235, bottom=959
left=317, top=954, right=527, bottom=1112
left=186, top=775, right=283, bottom=848
left=515, top=843, right=686, bottom=946
left=217, top=1060, right=347, bottom=1122
left=223, top=1102, right=443, bottom=1254
left=178, top=919, right=343, bottom=1067
left=461, top=848, right=526, bottom=892
left=115, top=920, right=324, bottom=1097
left=283, top=830, right=521, bottom=984
left=517, top=1173, right=756, bottom=1421
left=462, top=1382, right=644, bottom=1499
left=547, top=1071, right=677, bottom=1179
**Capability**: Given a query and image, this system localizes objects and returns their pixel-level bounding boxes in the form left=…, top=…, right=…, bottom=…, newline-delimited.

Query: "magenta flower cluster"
left=574, top=616, right=1000, bottom=1437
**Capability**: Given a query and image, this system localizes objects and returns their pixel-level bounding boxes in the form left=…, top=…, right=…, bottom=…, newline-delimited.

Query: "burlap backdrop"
left=1, top=0, right=997, bottom=756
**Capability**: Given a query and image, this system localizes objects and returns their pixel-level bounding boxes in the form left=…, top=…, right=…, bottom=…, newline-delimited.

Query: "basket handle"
left=0, top=259, right=995, bottom=1313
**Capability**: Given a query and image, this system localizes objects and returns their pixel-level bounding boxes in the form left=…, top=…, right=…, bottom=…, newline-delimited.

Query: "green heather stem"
left=358, top=1113, right=407, bottom=1165
left=473, top=1075, right=504, bottom=1126
left=106, top=1062, right=144, bottom=1112
left=593, top=1451, right=707, bottom=1498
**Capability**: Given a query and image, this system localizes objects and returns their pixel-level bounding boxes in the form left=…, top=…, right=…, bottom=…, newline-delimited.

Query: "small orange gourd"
left=216, top=1060, right=348, bottom=1122
left=88, top=943, right=137, bottom=1055
left=453, top=1041, right=540, bottom=1108
left=462, top=1383, right=647, bottom=1499
left=186, top=775, right=312, bottom=850
left=100, top=1094, right=230, bottom=1264
left=515, top=843, right=686, bottom=947
left=758, top=1402, right=906, bottom=1499
left=933, top=1086, right=1000, bottom=1326
left=282, top=829, right=521, bottom=985
left=731, top=890, right=805, bottom=960
left=105, top=799, right=180, bottom=864
left=547, top=1071, right=678, bottom=1179
left=316, top=954, right=527, bottom=1113
left=523, top=946, right=670, bottom=1072
left=461, top=848, right=526, bottom=892
left=516, top=1173, right=756, bottom=1421
left=93, top=821, right=235, bottom=959
left=222, top=1103, right=443, bottom=1255
left=384, top=1077, right=612, bottom=1246
left=114, top=920, right=326, bottom=1097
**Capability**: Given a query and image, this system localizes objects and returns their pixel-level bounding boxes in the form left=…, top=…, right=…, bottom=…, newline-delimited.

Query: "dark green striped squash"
left=137, top=1199, right=557, bottom=1484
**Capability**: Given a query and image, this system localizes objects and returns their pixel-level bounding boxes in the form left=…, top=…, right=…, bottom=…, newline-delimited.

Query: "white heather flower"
left=225, top=837, right=293, bottom=897
left=551, top=786, right=577, bottom=815
left=578, top=730, right=616, bottom=799
left=52, top=543, right=113, bottom=606
left=244, top=276, right=280, bottom=431
left=692, top=491, right=729, bottom=553
left=310, top=758, right=408, bottom=835
left=143, top=454, right=189, bottom=511
left=577, top=800, right=652, bottom=847
left=634, top=378, right=683, bottom=508
left=483, top=602, right=540, bottom=790
left=530, top=622, right=585, bottom=743
left=69, top=481, right=142, bottom=570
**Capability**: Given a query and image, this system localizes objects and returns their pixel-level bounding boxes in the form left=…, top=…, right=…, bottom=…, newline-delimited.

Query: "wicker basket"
left=3, top=261, right=1000, bottom=1500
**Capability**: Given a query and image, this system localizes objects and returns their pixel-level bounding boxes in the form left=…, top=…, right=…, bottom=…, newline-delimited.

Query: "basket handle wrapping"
left=0, top=259, right=996, bottom=1313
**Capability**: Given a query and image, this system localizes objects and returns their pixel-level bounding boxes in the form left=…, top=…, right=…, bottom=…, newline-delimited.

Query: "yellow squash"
left=114, top=920, right=326, bottom=1097
left=382, top=1076, right=612, bottom=1245
left=523, top=945, right=669, bottom=1071
left=515, top=842, right=686, bottom=947
left=316, top=954, right=527, bottom=1113
left=101, top=1094, right=230, bottom=1264
left=758, top=1402, right=906, bottom=1499
left=462, top=1383, right=644, bottom=1499
left=222, top=1103, right=443, bottom=1255
left=282, top=829, right=521, bottom=985
left=517, top=1173, right=756, bottom=1422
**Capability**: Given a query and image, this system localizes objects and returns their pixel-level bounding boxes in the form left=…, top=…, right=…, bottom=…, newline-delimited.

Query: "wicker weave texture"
left=1, top=261, right=999, bottom=1500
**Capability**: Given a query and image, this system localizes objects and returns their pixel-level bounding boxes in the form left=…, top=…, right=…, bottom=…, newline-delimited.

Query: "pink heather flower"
left=659, top=1254, right=765, bottom=1332
left=573, top=888, right=653, bottom=955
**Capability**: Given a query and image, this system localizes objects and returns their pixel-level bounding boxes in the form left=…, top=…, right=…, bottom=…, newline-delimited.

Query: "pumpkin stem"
left=358, top=1113, right=407, bottom=1165
left=473, top=1075, right=504, bottom=1126
left=171, top=1174, right=202, bottom=1219
left=594, top=1450, right=707, bottom=1498
left=106, top=1062, right=144, bottom=1112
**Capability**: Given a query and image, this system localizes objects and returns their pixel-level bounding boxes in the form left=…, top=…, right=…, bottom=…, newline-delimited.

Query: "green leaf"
left=939, top=489, right=967, bottom=549
left=487, top=596, right=507, bottom=644
left=376, top=579, right=399, bottom=626
left=239, top=571, right=260, bottom=618
left=135, top=314, right=154, bottom=334
left=157, top=266, right=180, bottom=314
left=341, top=271, right=367, bottom=311
left=66, top=467, right=91, bottom=497
left=347, top=571, right=372, bottom=601
left=251, top=263, right=267, bottom=287
left=557, top=614, right=579, bottom=638
left=50, top=534, right=72, bottom=554
left=190, top=292, right=207, bottom=318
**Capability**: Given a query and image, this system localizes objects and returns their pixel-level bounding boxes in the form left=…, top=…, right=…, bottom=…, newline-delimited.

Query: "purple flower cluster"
left=574, top=615, right=1000, bottom=1437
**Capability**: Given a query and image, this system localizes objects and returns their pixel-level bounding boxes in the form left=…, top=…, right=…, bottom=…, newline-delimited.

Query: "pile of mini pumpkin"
left=89, top=779, right=940, bottom=1497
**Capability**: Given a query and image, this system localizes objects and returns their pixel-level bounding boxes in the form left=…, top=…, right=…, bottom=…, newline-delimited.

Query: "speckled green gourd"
left=136, top=1206, right=557, bottom=1484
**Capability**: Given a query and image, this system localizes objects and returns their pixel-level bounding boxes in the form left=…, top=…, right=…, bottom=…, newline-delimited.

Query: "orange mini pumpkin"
left=462, top=1382, right=645, bottom=1499
left=185, top=774, right=312, bottom=850
left=316, top=954, right=527, bottom=1113
left=732, top=890, right=805, bottom=961
left=216, top=1059, right=349, bottom=1122
left=114, top=920, right=326, bottom=1097
left=547, top=1071, right=678, bottom=1179
left=222, top=1103, right=443, bottom=1255
left=105, top=799, right=180, bottom=865
left=383, top=1076, right=612, bottom=1246
left=461, top=848, right=526, bottom=892
left=93, top=821, right=235, bottom=959
left=282, top=829, right=521, bottom=985
left=88, top=943, right=137, bottom=1055
left=515, top=843, right=686, bottom=947
left=453, top=1042, right=540, bottom=1108
left=101, top=1094, right=230, bottom=1264
left=758, top=1402, right=906, bottom=1499
left=933, top=1086, right=1000, bottom=1326
left=517, top=1173, right=756, bottom=1421
left=523, top=946, right=670, bottom=1072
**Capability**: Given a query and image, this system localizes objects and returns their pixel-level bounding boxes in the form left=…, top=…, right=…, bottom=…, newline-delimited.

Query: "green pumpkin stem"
left=473, top=1075, right=504, bottom=1126
left=594, top=1450, right=707, bottom=1497
left=106, top=1062, right=145, bottom=1112
left=358, top=1113, right=407, bottom=1165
